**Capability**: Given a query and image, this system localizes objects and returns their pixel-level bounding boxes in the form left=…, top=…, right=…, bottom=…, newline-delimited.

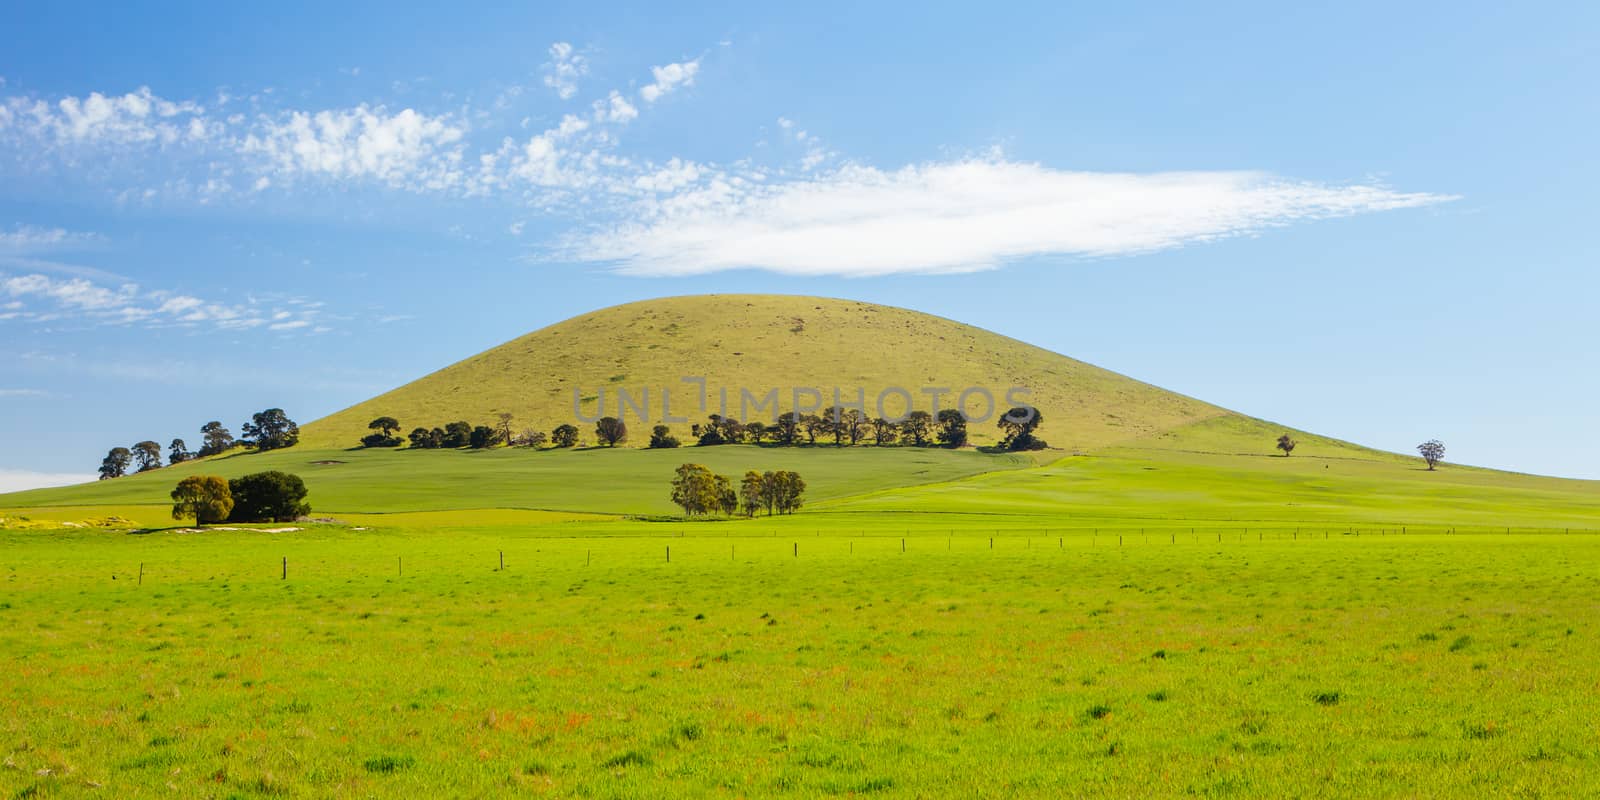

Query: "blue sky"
left=2, top=1, right=1597, bottom=488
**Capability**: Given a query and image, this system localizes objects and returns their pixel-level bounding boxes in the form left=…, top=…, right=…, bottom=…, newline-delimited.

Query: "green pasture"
left=3, top=519, right=1599, bottom=797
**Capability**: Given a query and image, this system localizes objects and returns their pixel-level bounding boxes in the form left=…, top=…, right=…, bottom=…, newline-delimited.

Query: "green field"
left=6, top=294, right=1600, bottom=795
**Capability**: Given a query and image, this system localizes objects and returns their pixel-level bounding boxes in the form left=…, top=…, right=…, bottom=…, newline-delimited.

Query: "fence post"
left=281, top=557, right=286, bottom=580
left=138, top=562, right=143, bottom=585
left=398, top=556, right=402, bottom=577
left=666, top=545, right=670, bottom=563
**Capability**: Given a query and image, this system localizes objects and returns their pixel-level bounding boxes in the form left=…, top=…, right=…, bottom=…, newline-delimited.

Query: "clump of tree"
left=648, top=424, right=681, bottom=448
left=442, top=421, right=472, bottom=448
left=227, top=471, right=310, bottom=522
left=670, top=463, right=722, bottom=516
left=595, top=417, right=627, bottom=447
left=738, top=470, right=806, bottom=516
left=935, top=409, right=968, bottom=448
left=469, top=425, right=502, bottom=449
left=171, top=475, right=233, bottom=526
left=408, top=427, right=443, bottom=448
left=168, top=439, right=191, bottom=464
left=98, top=447, right=132, bottom=480
left=1276, top=433, right=1297, bottom=457
left=550, top=424, right=580, bottom=448
left=198, top=421, right=234, bottom=457
left=997, top=407, right=1048, bottom=451
left=694, top=414, right=746, bottom=446
left=1417, top=439, right=1446, bottom=471
left=871, top=417, right=898, bottom=445
left=362, top=417, right=404, bottom=448
left=241, top=408, right=299, bottom=451
left=132, top=440, right=163, bottom=472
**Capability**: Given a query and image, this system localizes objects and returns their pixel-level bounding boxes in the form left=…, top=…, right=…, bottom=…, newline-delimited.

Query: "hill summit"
left=300, top=294, right=1230, bottom=450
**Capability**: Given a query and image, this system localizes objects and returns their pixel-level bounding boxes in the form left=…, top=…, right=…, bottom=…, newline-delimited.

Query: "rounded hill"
left=300, top=294, right=1229, bottom=451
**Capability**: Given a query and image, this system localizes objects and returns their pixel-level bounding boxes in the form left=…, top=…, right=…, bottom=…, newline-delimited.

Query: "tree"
left=801, top=414, right=828, bottom=445
left=98, top=447, right=131, bottom=480
left=770, top=470, right=806, bottom=514
left=900, top=411, right=932, bottom=446
left=198, top=421, right=234, bottom=457
left=694, top=414, right=745, bottom=446
left=133, top=440, right=163, bottom=472
left=648, top=424, right=681, bottom=448
left=595, top=416, right=627, bottom=447
left=408, top=427, right=438, bottom=448
left=997, top=407, right=1047, bottom=451
left=442, top=421, right=473, bottom=448
left=739, top=470, right=764, bottom=517
left=1276, top=434, right=1297, bottom=457
left=170, top=475, right=233, bottom=526
left=935, top=409, right=968, bottom=448
left=469, top=425, right=501, bottom=449
left=773, top=412, right=801, bottom=446
left=496, top=413, right=515, bottom=447
left=227, top=471, right=310, bottom=522
left=745, top=421, right=767, bottom=443
left=841, top=409, right=869, bottom=446
left=823, top=406, right=846, bottom=445
left=871, top=417, right=898, bottom=446
left=670, top=463, right=719, bottom=516
left=241, top=408, right=299, bottom=451
left=168, top=438, right=191, bottom=464
left=362, top=417, right=404, bottom=448
left=551, top=424, right=580, bottom=448
left=1417, top=439, right=1446, bottom=471
left=514, top=429, right=548, bottom=448
left=368, top=416, right=401, bottom=436
left=714, top=474, right=738, bottom=516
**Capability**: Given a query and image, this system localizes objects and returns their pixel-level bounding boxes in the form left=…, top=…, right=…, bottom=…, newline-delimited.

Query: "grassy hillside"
left=299, top=294, right=1230, bottom=451
left=0, top=444, right=1033, bottom=519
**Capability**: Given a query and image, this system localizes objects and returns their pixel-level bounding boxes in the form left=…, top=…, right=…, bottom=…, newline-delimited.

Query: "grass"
left=295, top=293, right=1229, bottom=451
left=3, top=519, right=1599, bottom=796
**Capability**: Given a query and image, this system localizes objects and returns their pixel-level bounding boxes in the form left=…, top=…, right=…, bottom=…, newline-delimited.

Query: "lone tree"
left=98, top=447, right=132, bottom=480
left=242, top=408, right=299, bottom=451
left=362, top=417, right=404, bottom=448
left=168, top=438, right=190, bottom=464
left=227, top=471, right=310, bottom=522
left=551, top=424, right=580, bottom=448
left=1417, top=439, right=1446, bottom=471
left=997, top=407, right=1047, bottom=451
left=198, top=421, right=234, bottom=457
left=496, top=413, right=515, bottom=446
left=900, top=411, right=932, bottom=446
left=1276, top=434, right=1297, bottom=457
left=595, top=416, right=627, bottom=447
left=648, top=424, right=681, bottom=448
left=935, top=409, right=969, bottom=448
left=133, top=440, right=163, bottom=472
left=171, top=475, right=233, bottom=526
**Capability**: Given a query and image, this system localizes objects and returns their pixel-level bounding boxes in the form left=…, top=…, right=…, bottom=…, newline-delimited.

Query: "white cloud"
left=0, top=469, right=95, bottom=493
left=0, top=272, right=326, bottom=332
left=640, top=59, right=700, bottom=103
left=240, top=105, right=467, bottom=190
left=0, top=224, right=100, bottom=253
left=541, top=42, right=589, bottom=100
left=593, top=91, right=637, bottom=124
left=570, top=159, right=1455, bottom=277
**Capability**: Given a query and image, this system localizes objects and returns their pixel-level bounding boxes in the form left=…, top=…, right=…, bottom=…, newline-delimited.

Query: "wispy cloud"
left=569, top=159, right=1455, bottom=277
left=541, top=43, right=589, bottom=100
left=639, top=58, right=700, bottom=103
left=0, top=388, right=50, bottom=398
left=0, top=271, right=328, bottom=332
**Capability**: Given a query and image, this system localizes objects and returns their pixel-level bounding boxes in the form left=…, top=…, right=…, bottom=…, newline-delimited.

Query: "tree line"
left=98, top=409, right=300, bottom=479
left=670, top=464, right=805, bottom=517
left=362, top=407, right=1047, bottom=454
left=169, top=470, right=310, bottom=526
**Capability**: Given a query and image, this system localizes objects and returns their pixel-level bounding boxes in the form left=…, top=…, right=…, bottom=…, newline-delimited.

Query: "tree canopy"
left=227, top=471, right=310, bottom=523
left=171, top=475, right=233, bottom=526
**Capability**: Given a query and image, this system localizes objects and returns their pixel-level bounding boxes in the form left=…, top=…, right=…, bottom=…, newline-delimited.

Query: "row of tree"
left=170, top=470, right=310, bottom=526
left=365, top=407, right=1047, bottom=454
left=98, top=410, right=301, bottom=479
left=670, top=464, right=806, bottom=517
